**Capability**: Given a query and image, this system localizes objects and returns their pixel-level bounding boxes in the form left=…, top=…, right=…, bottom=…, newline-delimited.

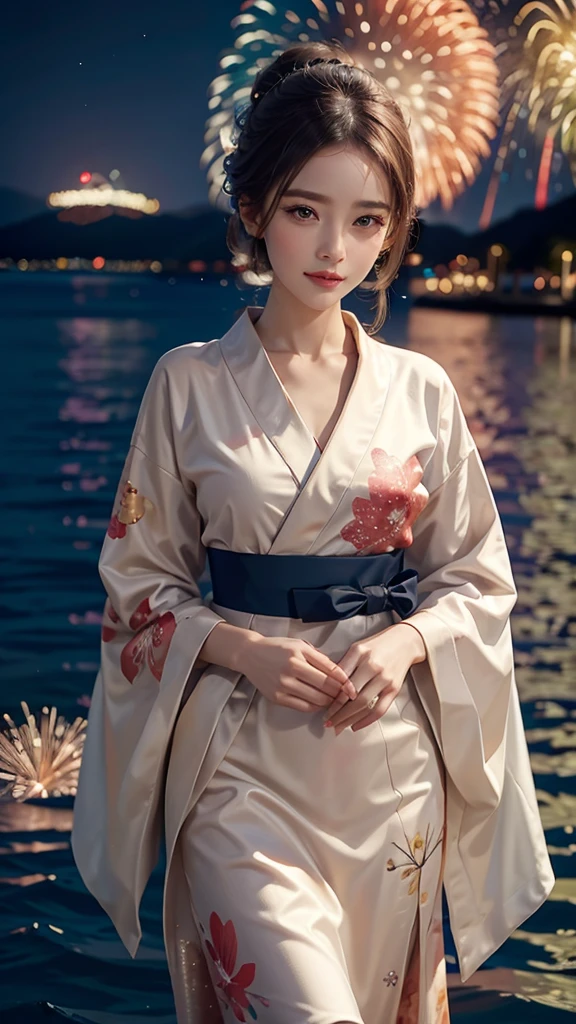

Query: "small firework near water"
left=202, top=0, right=500, bottom=212
left=0, top=702, right=87, bottom=802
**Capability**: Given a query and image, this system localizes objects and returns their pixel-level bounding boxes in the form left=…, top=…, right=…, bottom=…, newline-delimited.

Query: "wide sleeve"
left=402, top=370, right=520, bottom=811
left=71, top=355, right=225, bottom=949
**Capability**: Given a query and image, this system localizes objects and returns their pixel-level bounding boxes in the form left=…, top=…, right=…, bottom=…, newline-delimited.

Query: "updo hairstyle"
left=223, top=39, right=417, bottom=333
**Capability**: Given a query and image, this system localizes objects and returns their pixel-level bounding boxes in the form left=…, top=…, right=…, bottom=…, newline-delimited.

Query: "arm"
left=72, top=355, right=250, bottom=919
left=402, top=373, right=518, bottom=810
left=198, top=620, right=263, bottom=671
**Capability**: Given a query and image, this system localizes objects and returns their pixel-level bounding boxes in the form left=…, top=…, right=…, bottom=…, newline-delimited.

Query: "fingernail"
left=324, top=719, right=332, bottom=728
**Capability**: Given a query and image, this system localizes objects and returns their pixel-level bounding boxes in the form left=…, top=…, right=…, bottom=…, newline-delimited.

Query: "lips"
left=305, top=272, right=344, bottom=281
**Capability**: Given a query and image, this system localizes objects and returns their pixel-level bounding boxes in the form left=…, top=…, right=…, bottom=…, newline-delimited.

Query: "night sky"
left=3, top=2, right=575, bottom=231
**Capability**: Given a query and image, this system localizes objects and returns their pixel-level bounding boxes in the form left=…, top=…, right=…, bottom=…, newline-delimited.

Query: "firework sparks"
left=202, top=0, right=500, bottom=211
left=479, top=0, right=576, bottom=226
left=0, top=702, right=87, bottom=802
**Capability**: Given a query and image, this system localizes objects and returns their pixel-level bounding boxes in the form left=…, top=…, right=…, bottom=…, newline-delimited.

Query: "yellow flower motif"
left=386, top=824, right=444, bottom=899
left=411, top=833, right=424, bottom=853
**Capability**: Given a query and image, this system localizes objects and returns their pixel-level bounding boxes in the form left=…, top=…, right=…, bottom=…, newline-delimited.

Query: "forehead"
left=288, top=144, right=390, bottom=200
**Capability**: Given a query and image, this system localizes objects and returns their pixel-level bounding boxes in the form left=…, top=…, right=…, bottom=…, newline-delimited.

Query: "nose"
left=317, top=222, right=346, bottom=263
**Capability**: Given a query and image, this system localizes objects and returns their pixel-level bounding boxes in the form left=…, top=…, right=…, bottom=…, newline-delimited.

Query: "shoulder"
left=369, top=337, right=476, bottom=482
left=371, top=337, right=453, bottom=392
left=153, top=337, right=223, bottom=379
left=368, top=337, right=459, bottom=420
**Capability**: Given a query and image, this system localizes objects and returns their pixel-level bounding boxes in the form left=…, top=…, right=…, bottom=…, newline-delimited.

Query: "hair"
left=222, top=40, right=418, bottom=334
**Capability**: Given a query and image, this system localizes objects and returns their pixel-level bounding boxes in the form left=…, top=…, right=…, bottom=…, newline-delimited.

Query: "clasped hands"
left=321, top=622, right=427, bottom=736
left=239, top=620, right=427, bottom=735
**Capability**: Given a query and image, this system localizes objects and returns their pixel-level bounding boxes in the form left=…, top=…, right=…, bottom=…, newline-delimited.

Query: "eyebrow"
left=282, top=188, right=391, bottom=211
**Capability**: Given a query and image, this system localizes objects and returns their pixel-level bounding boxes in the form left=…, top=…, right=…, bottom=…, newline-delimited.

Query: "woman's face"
left=244, top=144, right=392, bottom=310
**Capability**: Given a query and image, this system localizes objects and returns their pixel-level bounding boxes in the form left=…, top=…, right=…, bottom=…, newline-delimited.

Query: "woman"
left=71, top=41, right=554, bottom=1024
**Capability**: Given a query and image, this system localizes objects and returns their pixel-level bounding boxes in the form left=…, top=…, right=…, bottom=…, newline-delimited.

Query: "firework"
left=479, top=0, right=576, bottom=226
left=0, top=702, right=87, bottom=802
left=202, top=0, right=500, bottom=211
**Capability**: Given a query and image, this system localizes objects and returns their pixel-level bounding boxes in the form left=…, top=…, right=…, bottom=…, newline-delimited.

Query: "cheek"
left=265, top=219, right=308, bottom=267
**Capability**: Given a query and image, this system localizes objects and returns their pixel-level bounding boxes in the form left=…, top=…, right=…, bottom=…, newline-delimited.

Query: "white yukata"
left=71, top=305, right=554, bottom=1024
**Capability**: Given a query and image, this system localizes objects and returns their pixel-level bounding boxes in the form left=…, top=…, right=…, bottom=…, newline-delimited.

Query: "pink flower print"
left=101, top=595, right=176, bottom=684
left=203, top=911, right=270, bottom=1021
left=340, top=449, right=429, bottom=553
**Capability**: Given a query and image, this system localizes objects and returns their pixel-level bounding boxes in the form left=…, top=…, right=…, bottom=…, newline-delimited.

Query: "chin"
left=279, top=280, right=349, bottom=310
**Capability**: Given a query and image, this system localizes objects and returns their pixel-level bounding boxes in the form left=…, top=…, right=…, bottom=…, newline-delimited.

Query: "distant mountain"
left=0, top=206, right=232, bottom=262
left=0, top=187, right=47, bottom=228
left=0, top=193, right=574, bottom=268
left=415, top=191, right=576, bottom=268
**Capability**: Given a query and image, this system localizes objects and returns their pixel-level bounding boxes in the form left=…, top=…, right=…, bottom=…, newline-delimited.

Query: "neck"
left=252, top=281, right=353, bottom=359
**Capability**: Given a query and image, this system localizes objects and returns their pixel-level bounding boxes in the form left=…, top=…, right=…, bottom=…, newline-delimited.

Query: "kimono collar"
left=217, top=305, right=391, bottom=551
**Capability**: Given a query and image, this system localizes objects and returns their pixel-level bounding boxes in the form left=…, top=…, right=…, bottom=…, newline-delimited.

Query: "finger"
left=304, top=646, right=355, bottom=691
left=338, top=688, right=398, bottom=734
left=335, top=646, right=363, bottom=680
left=323, top=693, right=351, bottom=720
left=295, top=659, right=356, bottom=701
left=275, top=691, right=328, bottom=713
left=324, top=664, right=380, bottom=726
left=329, top=679, right=392, bottom=731
left=284, top=677, right=355, bottom=709
left=350, top=692, right=393, bottom=733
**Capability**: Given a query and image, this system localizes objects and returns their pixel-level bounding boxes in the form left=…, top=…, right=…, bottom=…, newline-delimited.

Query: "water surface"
left=1, top=274, right=574, bottom=1021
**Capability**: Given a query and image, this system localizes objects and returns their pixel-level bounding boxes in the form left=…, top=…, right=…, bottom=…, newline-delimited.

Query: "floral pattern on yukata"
left=340, top=448, right=429, bottom=553
left=396, top=937, right=450, bottom=1024
left=394, top=827, right=449, bottom=1023
left=199, top=911, right=270, bottom=1021
left=387, top=825, right=444, bottom=905
left=429, top=914, right=450, bottom=1023
left=101, top=596, right=176, bottom=683
left=107, top=479, right=153, bottom=539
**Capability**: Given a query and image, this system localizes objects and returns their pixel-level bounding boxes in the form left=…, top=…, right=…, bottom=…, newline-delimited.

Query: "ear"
left=238, top=195, right=262, bottom=239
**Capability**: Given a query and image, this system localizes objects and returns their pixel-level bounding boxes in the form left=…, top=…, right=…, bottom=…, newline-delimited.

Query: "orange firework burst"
left=479, top=0, right=576, bottom=226
left=202, top=0, right=500, bottom=211
left=0, top=702, right=87, bottom=802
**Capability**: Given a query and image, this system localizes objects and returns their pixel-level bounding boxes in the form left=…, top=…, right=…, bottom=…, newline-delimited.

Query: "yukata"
left=72, top=305, right=554, bottom=1024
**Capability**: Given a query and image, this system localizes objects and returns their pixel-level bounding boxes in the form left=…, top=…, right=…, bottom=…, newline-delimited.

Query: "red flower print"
left=101, top=599, right=121, bottom=641
left=129, top=597, right=152, bottom=631
left=106, top=479, right=152, bottom=540
left=203, top=911, right=270, bottom=1021
left=340, top=449, right=429, bottom=553
left=101, top=595, right=176, bottom=684
left=107, top=514, right=127, bottom=540
left=108, top=602, right=120, bottom=623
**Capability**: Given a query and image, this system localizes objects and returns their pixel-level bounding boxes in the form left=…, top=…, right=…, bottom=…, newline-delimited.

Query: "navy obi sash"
left=207, top=547, right=419, bottom=623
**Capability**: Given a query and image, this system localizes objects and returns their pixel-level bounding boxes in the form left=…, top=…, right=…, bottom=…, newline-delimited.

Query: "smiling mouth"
left=305, top=272, right=344, bottom=281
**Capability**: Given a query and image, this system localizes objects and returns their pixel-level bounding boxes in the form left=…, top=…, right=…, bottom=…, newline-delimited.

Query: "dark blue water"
left=1, top=273, right=575, bottom=1021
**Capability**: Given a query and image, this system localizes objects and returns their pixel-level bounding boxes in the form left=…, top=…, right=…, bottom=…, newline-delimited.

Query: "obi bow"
left=290, top=568, right=419, bottom=623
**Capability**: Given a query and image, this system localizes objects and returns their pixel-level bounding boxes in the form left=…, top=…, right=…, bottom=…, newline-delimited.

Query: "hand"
left=322, top=622, right=426, bottom=735
left=240, top=634, right=357, bottom=712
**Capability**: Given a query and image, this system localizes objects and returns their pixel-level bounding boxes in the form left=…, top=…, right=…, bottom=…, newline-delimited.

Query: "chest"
left=265, top=349, right=359, bottom=451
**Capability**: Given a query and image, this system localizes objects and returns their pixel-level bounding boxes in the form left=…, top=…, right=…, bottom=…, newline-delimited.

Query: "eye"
left=355, top=215, right=385, bottom=228
left=284, top=205, right=316, bottom=220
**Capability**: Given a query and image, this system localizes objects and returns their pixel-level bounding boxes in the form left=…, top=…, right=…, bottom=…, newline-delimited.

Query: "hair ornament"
left=252, top=56, right=345, bottom=106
